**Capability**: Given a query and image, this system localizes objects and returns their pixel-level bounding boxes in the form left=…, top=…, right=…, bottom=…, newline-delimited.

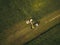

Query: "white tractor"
left=26, top=18, right=39, bottom=29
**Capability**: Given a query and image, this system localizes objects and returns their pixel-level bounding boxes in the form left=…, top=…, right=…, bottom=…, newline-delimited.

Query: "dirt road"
left=1, top=10, right=60, bottom=45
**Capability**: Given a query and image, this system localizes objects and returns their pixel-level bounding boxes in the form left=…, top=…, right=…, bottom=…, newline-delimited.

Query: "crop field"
left=0, top=0, right=60, bottom=45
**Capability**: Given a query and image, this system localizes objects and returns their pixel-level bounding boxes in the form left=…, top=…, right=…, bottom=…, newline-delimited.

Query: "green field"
left=0, top=0, right=60, bottom=45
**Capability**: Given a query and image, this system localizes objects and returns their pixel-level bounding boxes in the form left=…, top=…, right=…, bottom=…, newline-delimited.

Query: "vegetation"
left=0, top=0, right=60, bottom=45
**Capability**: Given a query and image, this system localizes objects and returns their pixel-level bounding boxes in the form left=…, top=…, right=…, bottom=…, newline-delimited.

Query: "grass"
left=0, top=0, right=60, bottom=45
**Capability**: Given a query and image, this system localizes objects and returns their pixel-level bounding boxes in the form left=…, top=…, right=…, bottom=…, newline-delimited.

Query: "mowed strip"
left=3, top=10, right=60, bottom=45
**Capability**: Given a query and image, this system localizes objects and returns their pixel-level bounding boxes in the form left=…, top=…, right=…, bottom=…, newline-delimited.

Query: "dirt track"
left=1, top=10, right=60, bottom=45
